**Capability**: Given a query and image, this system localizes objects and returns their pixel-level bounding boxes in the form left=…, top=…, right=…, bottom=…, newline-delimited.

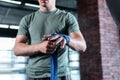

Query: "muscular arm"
left=68, top=31, right=87, bottom=52
left=14, top=35, right=57, bottom=56
left=43, top=31, right=87, bottom=52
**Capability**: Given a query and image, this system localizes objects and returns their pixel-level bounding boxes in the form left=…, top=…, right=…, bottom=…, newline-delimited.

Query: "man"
left=14, top=0, right=87, bottom=80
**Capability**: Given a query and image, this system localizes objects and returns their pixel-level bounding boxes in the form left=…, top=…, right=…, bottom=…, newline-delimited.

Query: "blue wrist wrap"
left=51, top=33, right=70, bottom=44
left=59, top=34, right=70, bottom=44
left=50, top=33, right=70, bottom=80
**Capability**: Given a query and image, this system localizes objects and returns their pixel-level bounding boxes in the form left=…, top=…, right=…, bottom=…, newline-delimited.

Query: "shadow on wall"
left=79, top=32, right=103, bottom=80
left=106, top=0, right=120, bottom=29
left=106, top=0, right=120, bottom=40
left=77, top=0, right=103, bottom=80
left=80, top=42, right=103, bottom=80
left=77, top=0, right=120, bottom=80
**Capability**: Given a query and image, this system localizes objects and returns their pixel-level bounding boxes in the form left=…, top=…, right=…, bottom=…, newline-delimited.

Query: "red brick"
left=78, top=0, right=120, bottom=80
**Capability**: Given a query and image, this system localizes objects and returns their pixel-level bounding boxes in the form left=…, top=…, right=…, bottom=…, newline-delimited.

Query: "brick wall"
left=77, top=0, right=102, bottom=80
left=77, top=0, right=120, bottom=80
left=99, top=0, right=120, bottom=80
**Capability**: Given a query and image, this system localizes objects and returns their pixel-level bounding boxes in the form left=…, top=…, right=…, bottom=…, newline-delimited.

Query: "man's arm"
left=14, top=35, right=57, bottom=56
left=43, top=31, right=87, bottom=52
left=68, top=31, right=86, bottom=52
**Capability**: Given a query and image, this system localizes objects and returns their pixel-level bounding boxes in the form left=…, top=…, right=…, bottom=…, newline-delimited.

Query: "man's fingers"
left=46, top=42, right=57, bottom=54
left=60, top=39, right=66, bottom=48
left=42, top=37, right=47, bottom=41
left=43, top=34, right=51, bottom=37
left=49, top=35, right=67, bottom=48
left=50, top=34, right=60, bottom=41
left=42, top=34, right=52, bottom=41
left=55, top=37, right=63, bottom=45
left=47, top=41, right=57, bottom=49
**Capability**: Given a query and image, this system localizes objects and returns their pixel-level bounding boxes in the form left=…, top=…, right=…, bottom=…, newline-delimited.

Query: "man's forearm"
left=68, top=37, right=87, bottom=52
left=14, top=43, right=41, bottom=56
left=14, top=40, right=58, bottom=56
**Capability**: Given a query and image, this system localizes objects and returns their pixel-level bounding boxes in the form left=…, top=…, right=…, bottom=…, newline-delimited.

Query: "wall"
left=99, top=0, right=120, bottom=80
left=78, top=0, right=102, bottom=80
left=77, top=0, right=120, bottom=80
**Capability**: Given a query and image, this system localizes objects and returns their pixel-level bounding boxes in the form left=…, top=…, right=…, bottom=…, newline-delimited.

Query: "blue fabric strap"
left=50, top=33, right=70, bottom=80
left=51, top=33, right=70, bottom=44
left=50, top=33, right=58, bottom=80
left=50, top=53, right=58, bottom=80
left=59, top=34, right=70, bottom=44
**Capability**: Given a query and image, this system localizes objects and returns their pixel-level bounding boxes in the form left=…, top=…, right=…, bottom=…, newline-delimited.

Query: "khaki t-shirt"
left=17, top=9, right=80, bottom=78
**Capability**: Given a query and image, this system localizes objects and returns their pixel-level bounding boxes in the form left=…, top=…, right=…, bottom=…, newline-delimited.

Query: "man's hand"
left=39, top=40, right=57, bottom=54
left=42, top=34, right=67, bottom=49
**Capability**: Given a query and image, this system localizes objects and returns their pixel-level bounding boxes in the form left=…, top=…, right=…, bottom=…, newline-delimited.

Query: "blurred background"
left=0, top=0, right=120, bottom=80
left=0, top=0, right=80, bottom=80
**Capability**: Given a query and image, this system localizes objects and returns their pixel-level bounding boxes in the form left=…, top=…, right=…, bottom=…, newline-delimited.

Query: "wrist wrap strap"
left=50, top=33, right=70, bottom=80
left=59, top=34, right=70, bottom=44
left=50, top=33, right=58, bottom=80
left=51, top=33, right=70, bottom=44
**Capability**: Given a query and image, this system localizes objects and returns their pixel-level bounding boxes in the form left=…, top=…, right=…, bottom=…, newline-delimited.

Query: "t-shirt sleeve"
left=66, top=12, right=80, bottom=34
left=17, top=15, right=29, bottom=36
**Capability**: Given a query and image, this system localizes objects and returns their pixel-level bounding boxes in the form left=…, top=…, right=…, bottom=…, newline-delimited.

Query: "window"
left=69, top=48, right=80, bottom=80
left=0, top=37, right=80, bottom=80
left=0, top=37, right=27, bottom=80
